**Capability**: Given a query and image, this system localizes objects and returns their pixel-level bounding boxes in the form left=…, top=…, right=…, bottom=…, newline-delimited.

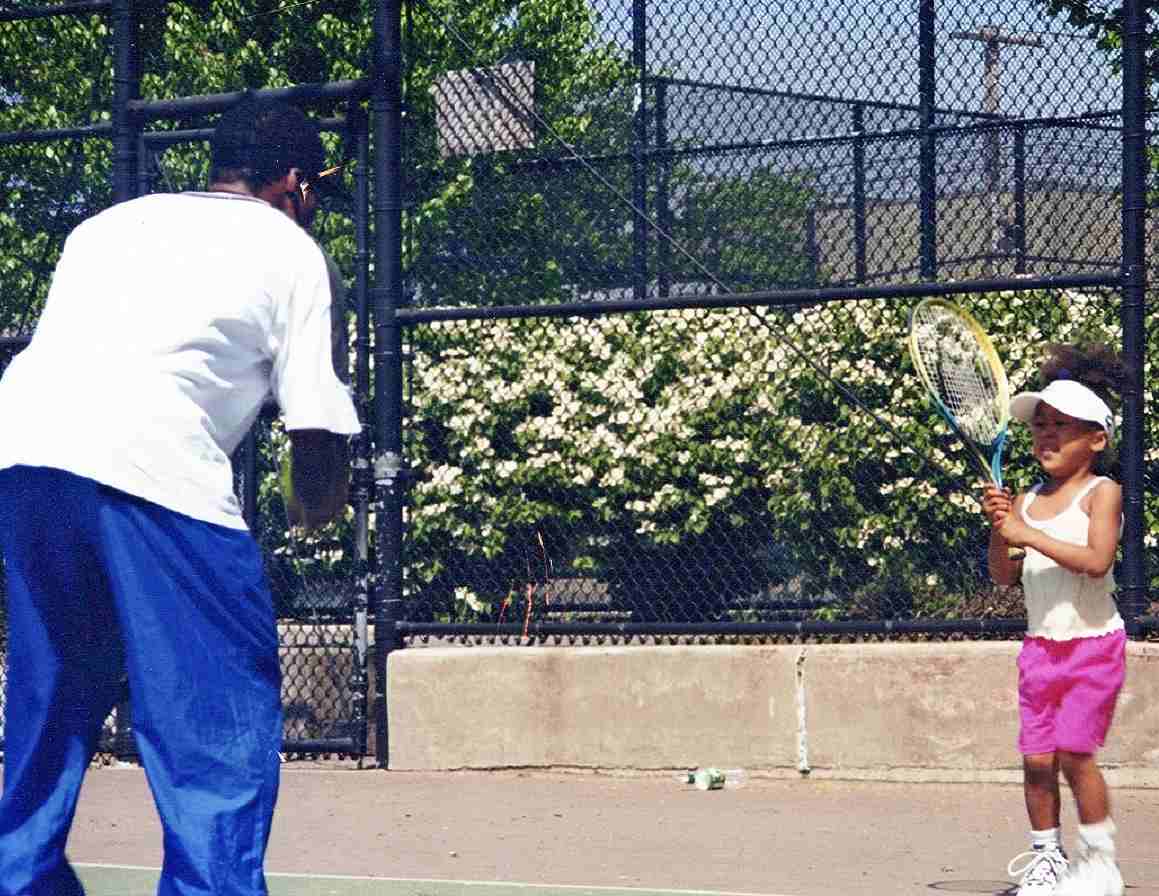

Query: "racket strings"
left=911, top=307, right=1004, bottom=444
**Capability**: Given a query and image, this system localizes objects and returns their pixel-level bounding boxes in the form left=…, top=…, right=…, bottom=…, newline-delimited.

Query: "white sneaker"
left=1055, top=848, right=1124, bottom=896
left=1008, top=847, right=1069, bottom=896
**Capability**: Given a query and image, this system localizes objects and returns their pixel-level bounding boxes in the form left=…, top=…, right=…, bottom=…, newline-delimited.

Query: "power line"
left=237, top=0, right=322, bottom=20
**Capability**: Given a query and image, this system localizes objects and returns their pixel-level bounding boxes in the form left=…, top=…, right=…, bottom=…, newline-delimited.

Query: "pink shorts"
left=1017, top=629, right=1126, bottom=755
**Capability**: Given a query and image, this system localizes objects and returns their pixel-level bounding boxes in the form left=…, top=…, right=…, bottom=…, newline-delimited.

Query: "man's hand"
left=284, top=429, right=349, bottom=529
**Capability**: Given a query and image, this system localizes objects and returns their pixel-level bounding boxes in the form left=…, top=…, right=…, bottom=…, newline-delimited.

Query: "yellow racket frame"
left=907, top=298, right=1012, bottom=486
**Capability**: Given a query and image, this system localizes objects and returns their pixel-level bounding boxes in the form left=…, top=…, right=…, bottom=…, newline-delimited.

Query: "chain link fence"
left=0, top=0, right=1154, bottom=753
left=396, top=0, right=1154, bottom=640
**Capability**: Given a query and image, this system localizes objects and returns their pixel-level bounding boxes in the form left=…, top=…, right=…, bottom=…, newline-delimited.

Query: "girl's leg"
left=1058, top=751, right=1110, bottom=824
left=1054, top=632, right=1126, bottom=896
left=1055, top=629, right=1125, bottom=824
left=0, top=468, right=124, bottom=896
left=1055, top=754, right=1122, bottom=896
left=1017, top=638, right=1062, bottom=834
left=96, top=489, right=282, bottom=896
left=1023, top=752, right=1061, bottom=830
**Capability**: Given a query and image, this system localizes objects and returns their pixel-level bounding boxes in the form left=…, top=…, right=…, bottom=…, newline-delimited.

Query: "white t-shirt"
left=0, top=191, right=361, bottom=529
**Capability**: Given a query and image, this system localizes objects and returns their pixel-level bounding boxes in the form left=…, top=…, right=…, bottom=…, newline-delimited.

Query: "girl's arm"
left=998, top=480, right=1123, bottom=577
left=984, top=487, right=1023, bottom=586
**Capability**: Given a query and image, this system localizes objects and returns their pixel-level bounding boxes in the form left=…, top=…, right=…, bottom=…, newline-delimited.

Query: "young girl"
left=981, top=342, right=1126, bottom=896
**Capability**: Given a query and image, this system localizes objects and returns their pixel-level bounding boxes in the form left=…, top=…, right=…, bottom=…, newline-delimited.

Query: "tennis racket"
left=908, top=299, right=1023, bottom=560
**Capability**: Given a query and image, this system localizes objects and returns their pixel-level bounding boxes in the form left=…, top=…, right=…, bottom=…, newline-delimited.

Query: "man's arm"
left=285, top=429, right=349, bottom=529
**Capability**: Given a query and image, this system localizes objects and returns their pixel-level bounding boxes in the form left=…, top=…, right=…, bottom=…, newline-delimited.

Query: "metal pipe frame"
left=370, top=0, right=406, bottom=770
left=110, top=0, right=140, bottom=763
left=397, top=618, right=1030, bottom=638
left=1117, top=0, right=1150, bottom=627
left=502, top=112, right=1116, bottom=177
left=852, top=103, right=867, bottom=284
left=349, top=105, right=374, bottom=760
left=126, top=80, right=368, bottom=122
left=281, top=737, right=359, bottom=755
left=0, top=0, right=1151, bottom=771
left=0, top=0, right=109, bottom=21
left=0, top=123, right=113, bottom=145
left=630, top=0, right=648, bottom=303
left=1013, top=125, right=1027, bottom=274
left=394, top=272, right=1119, bottom=326
left=917, top=0, right=938, bottom=279
left=138, top=117, right=347, bottom=146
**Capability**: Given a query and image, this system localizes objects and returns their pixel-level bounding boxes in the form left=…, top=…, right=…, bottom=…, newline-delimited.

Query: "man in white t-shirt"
left=0, top=99, right=360, bottom=896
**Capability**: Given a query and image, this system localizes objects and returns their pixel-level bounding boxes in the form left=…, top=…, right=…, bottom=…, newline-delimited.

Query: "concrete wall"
left=383, top=641, right=1159, bottom=786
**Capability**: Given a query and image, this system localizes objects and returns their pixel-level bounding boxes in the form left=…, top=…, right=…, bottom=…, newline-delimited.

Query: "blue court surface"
left=76, top=866, right=791, bottom=896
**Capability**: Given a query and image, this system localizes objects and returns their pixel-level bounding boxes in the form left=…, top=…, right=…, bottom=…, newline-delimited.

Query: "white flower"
left=453, top=586, right=489, bottom=614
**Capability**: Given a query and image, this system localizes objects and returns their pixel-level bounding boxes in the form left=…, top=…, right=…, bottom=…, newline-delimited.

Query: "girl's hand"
left=980, top=484, right=1013, bottom=527
left=997, top=512, right=1033, bottom=548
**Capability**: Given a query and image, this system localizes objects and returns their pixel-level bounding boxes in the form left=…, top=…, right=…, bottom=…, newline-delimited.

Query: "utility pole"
left=950, top=26, right=1042, bottom=273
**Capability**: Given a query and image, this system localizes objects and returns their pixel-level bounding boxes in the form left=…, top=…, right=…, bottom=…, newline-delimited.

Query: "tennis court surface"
left=76, top=867, right=800, bottom=896
left=50, top=767, right=1159, bottom=896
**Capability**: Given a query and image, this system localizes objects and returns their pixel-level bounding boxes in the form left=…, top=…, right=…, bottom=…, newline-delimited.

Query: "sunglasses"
left=297, top=162, right=351, bottom=203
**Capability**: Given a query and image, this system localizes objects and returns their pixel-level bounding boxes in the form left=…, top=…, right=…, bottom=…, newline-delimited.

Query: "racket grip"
left=1007, top=546, right=1026, bottom=561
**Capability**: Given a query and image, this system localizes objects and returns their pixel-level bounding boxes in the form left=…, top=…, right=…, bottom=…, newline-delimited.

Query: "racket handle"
left=1007, top=546, right=1026, bottom=561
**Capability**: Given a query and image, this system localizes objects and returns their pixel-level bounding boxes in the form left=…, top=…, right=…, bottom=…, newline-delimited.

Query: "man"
left=0, top=99, right=359, bottom=895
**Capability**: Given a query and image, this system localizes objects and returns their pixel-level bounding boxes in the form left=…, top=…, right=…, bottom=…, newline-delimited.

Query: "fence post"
left=112, top=0, right=140, bottom=765
left=135, top=132, right=151, bottom=198
left=805, top=206, right=819, bottom=285
left=918, top=0, right=937, bottom=280
left=1118, top=0, right=1150, bottom=629
left=112, top=0, right=138, bottom=205
left=655, top=77, right=671, bottom=298
left=632, top=0, right=649, bottom=300
left=852, top=102, right=867, bottom=284
left=372, top=0, right=406, bottom=768
left=1013, top=124, right=1026, bottom=274
left=350, top=107, right=374, bottom=758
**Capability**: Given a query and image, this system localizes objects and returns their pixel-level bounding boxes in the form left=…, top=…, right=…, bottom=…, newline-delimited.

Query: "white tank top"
left=1019, top=476, right=1123, bottom=641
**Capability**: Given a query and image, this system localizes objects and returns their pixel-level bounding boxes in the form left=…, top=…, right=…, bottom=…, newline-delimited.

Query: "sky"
left=593, top=0, right=1122, bottom=118
left=580, top=0, right=1125, bottom=200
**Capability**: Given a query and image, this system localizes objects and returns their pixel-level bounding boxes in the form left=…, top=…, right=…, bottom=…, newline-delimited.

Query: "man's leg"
left=0, top=467, right=124, bottom=896
left=96, top=490, right=282, bottom=896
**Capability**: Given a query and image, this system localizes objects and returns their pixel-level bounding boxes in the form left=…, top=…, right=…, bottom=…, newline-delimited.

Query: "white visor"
left=1009, top=379, right=1114, bottom=437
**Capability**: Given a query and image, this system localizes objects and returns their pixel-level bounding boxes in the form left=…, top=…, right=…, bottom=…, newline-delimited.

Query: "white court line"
left=73, top=863, right=797, bottom=896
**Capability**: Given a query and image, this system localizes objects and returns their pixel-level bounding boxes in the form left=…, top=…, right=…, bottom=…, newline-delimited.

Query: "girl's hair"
left=1038, top=341, right=1126, bottom=474
left=1039, top=341, right=1125, bottom=408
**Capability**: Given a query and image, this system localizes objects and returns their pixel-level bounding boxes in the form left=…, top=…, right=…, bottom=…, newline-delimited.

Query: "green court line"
left=76, top=864, right=791, bottom=896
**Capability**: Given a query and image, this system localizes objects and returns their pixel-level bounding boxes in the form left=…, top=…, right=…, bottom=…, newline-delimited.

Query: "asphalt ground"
left=37, top=765, right=1159, bottom=896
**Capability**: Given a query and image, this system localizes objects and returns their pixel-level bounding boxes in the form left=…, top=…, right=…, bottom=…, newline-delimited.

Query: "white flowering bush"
left=389, top=287, right=1154, bottom=623
left=225, top=283, right=1152, bottom=625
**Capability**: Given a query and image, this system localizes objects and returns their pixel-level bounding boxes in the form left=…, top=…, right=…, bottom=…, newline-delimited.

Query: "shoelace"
left=1008, top=849, right=1068, bottom=885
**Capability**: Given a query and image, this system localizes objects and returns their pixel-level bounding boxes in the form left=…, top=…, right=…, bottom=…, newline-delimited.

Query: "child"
left=981, top=342, right=1127, bottom=896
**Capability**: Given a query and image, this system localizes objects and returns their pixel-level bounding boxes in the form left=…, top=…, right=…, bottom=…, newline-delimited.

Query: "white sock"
left=1031, top=827, right=1062, bottom=851
left=1078, top=818, right=1117, bottom=855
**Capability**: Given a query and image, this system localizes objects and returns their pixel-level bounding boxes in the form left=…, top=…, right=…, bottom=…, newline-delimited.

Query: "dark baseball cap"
left=212, top=98, right=327, bottom=187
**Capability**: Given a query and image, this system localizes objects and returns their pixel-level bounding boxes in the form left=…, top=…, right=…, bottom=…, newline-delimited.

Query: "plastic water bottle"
left=683, top=768, right=747, bottom=790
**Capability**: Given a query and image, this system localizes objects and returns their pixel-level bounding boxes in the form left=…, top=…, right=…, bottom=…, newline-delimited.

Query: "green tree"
left=0, top=1, right=820, bottom=620
left=1035, top=0, right=1159, bottom=78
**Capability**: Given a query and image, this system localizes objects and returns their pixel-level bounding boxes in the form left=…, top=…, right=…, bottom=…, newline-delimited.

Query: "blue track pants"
left=0, top=466, right=282, bottom=895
